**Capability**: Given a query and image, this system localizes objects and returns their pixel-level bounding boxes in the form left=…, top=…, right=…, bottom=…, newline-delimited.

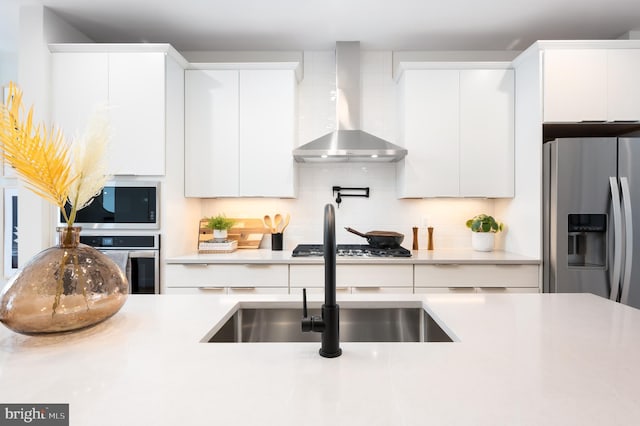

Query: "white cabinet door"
left=397, top=68, right=514, bottom=198
left=185, top=70, right=239, bottom=197
left=239, top=70, right=297, bottom=197
left=290, top=264, right=413, bottom=290
left=459, top=69, right=514, bottom=197
left=607, top=49, right=640, bottom=121
left=165, top=263, right=288, bottom=288
left=52, top=51, right=167, bottom=176
left=414, top=264, right=539, bottom=288
left=543, top=49, right=608, bottom=122
left=108, top=52, right=166, bottom=175
left=397, top=70, right=459, bottom=197
left=51, top=52, right=109, bottom=142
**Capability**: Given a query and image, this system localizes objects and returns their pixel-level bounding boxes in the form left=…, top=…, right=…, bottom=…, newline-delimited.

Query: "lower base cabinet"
left=165, top=287, right=289, bottom=295
left=164, top=264, right=289, bottom=294
left=289, top=264, right=414, bottom=294
left=415, top=287, right=539, bottom=294
left=414, top=264, right=539, bottom=293
left=164, top=262, right=540, bottom=294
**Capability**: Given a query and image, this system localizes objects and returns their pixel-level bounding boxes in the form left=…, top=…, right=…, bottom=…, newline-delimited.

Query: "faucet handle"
left=302, top=288, right=308, bottom=318
left=301, top=288, right=324, bottom=333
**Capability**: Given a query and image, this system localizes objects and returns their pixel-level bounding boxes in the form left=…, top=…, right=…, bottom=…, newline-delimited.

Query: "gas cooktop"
left=292, top=244, right=412, bottom=258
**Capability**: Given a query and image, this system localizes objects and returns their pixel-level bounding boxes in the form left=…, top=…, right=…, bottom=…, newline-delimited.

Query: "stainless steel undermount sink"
left=203, top=303, right=455, bottom=343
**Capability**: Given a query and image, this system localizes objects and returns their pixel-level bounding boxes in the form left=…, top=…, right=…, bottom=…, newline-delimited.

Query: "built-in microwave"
left=60, top=181, right=159, bottom=230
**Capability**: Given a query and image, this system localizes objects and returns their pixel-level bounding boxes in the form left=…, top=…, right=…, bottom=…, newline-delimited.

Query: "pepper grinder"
left=427, top=227, right=434, bottom=250
left=412, top=227, right=419, bottom=250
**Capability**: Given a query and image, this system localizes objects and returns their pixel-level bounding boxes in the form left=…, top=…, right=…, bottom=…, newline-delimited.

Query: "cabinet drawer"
left=293, top=287, right=352, bottom=296
left=476, top=287, right=539, bottom=294
left=290, top=264, right=413, bottom=288
left=415, top=264, right=539, bottom=288
left=228, top=287, right=289, bottom=295
left=352, top=287, right=413, bottom=294
left=415, top=287, right=477, bottom=294
left=415, top=287, right=540, bottom=294
left=163, top=287, right=227, bottom=295
left=165, top=264, right=288, bottom=288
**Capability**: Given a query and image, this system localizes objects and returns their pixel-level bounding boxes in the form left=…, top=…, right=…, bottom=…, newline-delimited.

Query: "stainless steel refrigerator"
left=543, top=137, right=640, bottom=309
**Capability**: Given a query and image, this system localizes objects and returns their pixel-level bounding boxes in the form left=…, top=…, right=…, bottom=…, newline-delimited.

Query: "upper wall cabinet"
left=185, top=66, right=298, bottom=198
left=50, top=45, right=185, bottom=176
left=396, top=65, right=514, bottom=198
left=543, top=48, right=640, bottom=122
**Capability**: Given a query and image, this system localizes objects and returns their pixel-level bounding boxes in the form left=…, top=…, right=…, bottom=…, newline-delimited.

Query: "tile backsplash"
left=201, top=162, right=498, bottom=251
left=200, top=50, right=499, bottom=251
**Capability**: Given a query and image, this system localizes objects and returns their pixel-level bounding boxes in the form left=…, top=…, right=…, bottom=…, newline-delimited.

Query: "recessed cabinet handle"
left=199, top=287, right=225, bottom=291
left=230, top=287, right=257, bottom=290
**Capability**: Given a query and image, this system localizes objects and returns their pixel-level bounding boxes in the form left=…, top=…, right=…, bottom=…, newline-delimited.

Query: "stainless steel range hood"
left=293, top=42, right=407, bottom=163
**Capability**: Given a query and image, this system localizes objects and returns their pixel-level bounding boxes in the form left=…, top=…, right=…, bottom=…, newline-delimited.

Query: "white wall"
left=200, top=50, right=498, bottom=252
left=0, top=52, right=18, bottom=86
left=14, top=5, right=93, bottom=266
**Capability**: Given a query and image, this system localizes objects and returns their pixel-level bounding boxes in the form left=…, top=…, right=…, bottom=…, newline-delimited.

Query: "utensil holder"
left=271, top=233, right=283, bottom=251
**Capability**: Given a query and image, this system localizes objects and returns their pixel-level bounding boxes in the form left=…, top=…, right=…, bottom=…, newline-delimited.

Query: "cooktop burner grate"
left=292, top=244, right=411, bottom=258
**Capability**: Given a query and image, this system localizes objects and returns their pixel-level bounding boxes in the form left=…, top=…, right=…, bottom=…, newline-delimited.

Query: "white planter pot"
left=213, top=229, right=228, bottom=241
left=471, top=232, right=495, bottom=252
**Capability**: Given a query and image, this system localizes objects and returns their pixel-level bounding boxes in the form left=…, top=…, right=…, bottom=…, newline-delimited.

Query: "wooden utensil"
left=280, top=213, right=290, bottom=233
left=264, top=215, right=273, bottom=233
left=274, top=213, right=282, bottom=233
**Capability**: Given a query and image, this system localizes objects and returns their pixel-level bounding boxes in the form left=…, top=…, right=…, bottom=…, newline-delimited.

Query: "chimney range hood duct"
left=293, top=42, right=407, bottom=163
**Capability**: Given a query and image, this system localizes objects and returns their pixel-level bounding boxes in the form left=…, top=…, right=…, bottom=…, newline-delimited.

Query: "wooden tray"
left=198, top=218, right=268, bottom=250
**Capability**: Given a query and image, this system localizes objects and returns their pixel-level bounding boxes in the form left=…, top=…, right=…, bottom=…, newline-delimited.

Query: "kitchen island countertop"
left=166, top=248, right=540, bottom=264
left=1, top=293, right=639, bottom=425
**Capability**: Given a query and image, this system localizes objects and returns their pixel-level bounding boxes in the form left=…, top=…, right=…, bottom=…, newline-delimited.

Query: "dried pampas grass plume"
left=0, top=82, right=112, bottom=227
left=67, top=107, right=112, bottom=225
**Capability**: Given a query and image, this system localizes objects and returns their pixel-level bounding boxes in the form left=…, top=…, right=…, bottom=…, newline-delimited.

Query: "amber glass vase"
left=0, top=226, right=129, bottom=335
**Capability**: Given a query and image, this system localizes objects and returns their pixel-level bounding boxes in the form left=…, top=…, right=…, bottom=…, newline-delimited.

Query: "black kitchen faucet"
left=301, top=204, right=342, bottom=358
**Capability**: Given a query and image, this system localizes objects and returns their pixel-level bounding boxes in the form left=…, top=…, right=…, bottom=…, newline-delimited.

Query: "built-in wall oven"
left=80, top=234, right=160, bottom=294
left=59, top=180, right=161, bottom=294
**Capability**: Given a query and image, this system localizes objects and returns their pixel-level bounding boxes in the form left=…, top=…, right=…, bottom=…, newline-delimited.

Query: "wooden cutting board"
left=198, top=218, right=268, bottom=250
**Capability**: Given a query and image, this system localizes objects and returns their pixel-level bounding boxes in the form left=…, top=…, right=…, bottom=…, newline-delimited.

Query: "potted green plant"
left=465, top=214, right=504, bottom=252
left=207, top=214, right=235, bottom=241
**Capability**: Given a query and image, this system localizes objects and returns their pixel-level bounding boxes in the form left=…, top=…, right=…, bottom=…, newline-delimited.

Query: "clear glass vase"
left=0, top=226, right=129, bottom=335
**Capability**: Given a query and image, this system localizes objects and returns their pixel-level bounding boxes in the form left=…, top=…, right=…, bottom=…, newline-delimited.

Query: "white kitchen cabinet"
left=289, top=264, right=413, bottom=291
left=239, top=70, right=297, bottom=197
left=107, top=52, right=166, bottom=175
left=184, top=70, right=239, bottom=197
left=51, top=48, right=171, bottom=175
left=165, top=263, right=289, bottom=289
left=543, top=48, right=640, bottom=122
left=415, top=287, right=538, bottom=294
left=184, top=67, right=298, bottom=198
left=414, top=264, right=539, bottom=290
left=543, top=49, right=608, bottom=122
left=459, top=70, right=514, bottom=197
left=396, top=70, right=459, bottom=197
left=396, top=66, right=514, bottom=198
left=51, top=52, right=108, bottom=141
left=607, top=49, right=640, bottom=121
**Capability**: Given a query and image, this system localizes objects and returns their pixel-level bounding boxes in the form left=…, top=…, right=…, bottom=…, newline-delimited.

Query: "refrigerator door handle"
left=620, top=177, right=633, bottom=305
left=609, top=177, right=623, bottom=301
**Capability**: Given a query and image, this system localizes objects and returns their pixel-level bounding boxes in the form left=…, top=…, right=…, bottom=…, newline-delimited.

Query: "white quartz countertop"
left=1, top=293, right=639, bottom=425
left=166, top=248, right=540, bottom=264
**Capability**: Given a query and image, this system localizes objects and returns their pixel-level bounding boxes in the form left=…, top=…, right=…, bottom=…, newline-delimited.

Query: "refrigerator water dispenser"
left=567, top=214, right=606, bottom=268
